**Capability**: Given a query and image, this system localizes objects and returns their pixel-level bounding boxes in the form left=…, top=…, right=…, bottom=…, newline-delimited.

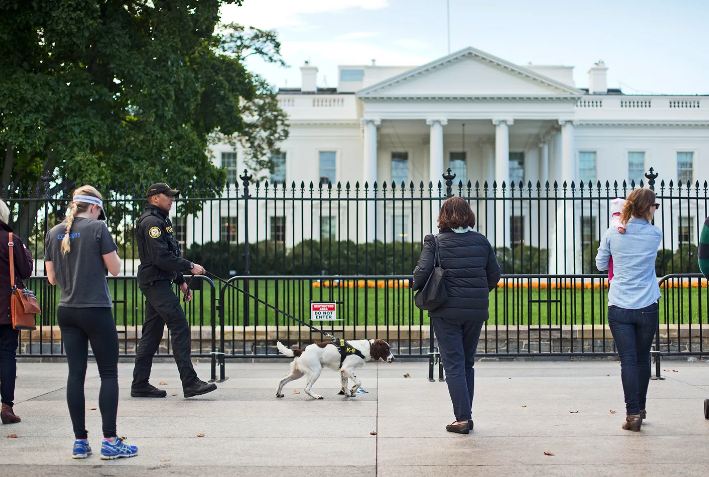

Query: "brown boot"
left=621, top=413, right=642, bottom=432
left=1, top=403, right=21, bottom=424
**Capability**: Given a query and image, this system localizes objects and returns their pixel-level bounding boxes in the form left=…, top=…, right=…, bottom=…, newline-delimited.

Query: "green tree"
left=0, top=0, right=288, bottom=238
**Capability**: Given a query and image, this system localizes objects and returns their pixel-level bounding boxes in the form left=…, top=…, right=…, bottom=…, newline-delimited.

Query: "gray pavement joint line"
left=17, top=384, right=67, bottom=404
left=660, top=376, right=709, bottom=389
left=17, top=371, right=99, bottom=404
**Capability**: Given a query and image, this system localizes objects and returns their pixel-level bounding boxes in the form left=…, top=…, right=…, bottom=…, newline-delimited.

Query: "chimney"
left=300, top=61, right=318, bottom=93
left=588, top=60, right=608, bottom=94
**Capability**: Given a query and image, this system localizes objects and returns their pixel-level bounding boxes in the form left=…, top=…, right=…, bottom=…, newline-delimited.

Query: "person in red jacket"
left=0, top=199, right=33, bottom=424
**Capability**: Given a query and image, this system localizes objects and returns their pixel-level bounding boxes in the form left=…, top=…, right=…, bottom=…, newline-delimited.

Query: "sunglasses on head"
left=653, top=203, right=660, bottom=209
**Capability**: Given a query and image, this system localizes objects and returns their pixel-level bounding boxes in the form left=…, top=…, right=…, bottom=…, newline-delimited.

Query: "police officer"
left=131, top=183, right=217, bottom=398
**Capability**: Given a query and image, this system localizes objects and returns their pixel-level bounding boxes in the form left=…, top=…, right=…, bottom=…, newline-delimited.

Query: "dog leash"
left=202, top=270, right=336, bottom=340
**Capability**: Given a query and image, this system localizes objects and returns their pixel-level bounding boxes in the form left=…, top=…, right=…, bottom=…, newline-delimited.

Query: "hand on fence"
left=180, top=282, right=193, bottom=302
left=190, top=263, right=206, bottom=275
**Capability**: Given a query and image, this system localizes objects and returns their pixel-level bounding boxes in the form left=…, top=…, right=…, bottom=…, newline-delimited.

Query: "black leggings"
left=58, top=307, right=119, bottom=439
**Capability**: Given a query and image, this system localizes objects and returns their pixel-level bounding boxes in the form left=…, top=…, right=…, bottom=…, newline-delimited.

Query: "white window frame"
left=390, top=151, right=409, bottom=185
left=509, top=152, right=525, bottom=184
left=677, top=151, right=694, bottom=185
left=578, top=151, right=597, bottom=183
left=320, top=215, right=337, bottom=240
left=318, top=150, right=337, bottom=185
left=270, top=216, right=286, bottom=242
left=221, top=151, right=238, bottom=185
left=270, top=151, right=287, bottom=185
left=627, top=151, right=645, bottom=184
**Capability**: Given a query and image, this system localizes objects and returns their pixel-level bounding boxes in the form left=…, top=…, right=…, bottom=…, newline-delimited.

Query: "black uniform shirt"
left=136, top=204, right=192, bottom=287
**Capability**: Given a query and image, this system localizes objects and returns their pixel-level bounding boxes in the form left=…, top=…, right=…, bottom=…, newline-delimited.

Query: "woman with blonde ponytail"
left=596, top=187, right=662, bottom=433
left=44, top=185, right=138, bottom=459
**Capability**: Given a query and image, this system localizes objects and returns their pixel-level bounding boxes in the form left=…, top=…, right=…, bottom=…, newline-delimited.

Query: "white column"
left=550, top=120, right=577, bottom=273
left=362, top=118, right=380, bottom=186
left=493, top=119, right=513, bottom=250
left=539, top=140, right=549, bottom=184
left=362, top=118, right=380, bottom=243
left=426, top=119, right=446, bottom=233
left=493, top=119, right=512, bottom=186
left=559, top=120, right=576, bottom=182
left=426, top=119, right=447, bottom=187
left=480, top=140, right=494, bottom=185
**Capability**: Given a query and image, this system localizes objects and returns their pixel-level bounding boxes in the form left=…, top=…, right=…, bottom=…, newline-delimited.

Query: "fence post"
left=443, top=168, right=456, bottom=198
left=646, top=167, right=665, bottom=380
left=645, top=167, right=658, bottom=191
left=240, top=170, right=252, bottom=328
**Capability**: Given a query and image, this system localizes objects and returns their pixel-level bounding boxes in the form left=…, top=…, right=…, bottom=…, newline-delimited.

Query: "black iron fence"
left=8, top=167, right=709, bottom=368
left=7, top=167, right=708, bottom=279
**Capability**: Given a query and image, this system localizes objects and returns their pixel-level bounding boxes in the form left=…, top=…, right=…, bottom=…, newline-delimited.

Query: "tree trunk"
left=1, top=144, right=14, bottom=195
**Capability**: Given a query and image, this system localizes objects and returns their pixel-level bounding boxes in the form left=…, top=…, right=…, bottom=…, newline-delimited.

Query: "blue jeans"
left=432, top=317, right=484, bottom=422
left=608, top=302, right=659, bottom=415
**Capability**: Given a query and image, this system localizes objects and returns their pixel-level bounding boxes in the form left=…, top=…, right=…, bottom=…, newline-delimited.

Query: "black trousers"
left=57, top=307, right=119, bottom=439
left=132, top=280, right=197, bottom=387
left=432, top=316, right=484, bottom=422
left=0, top=324, right=19, bottom=406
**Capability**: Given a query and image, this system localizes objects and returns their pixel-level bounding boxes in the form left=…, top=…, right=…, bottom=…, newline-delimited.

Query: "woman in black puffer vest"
left=413, top=197, right=501, bottom=434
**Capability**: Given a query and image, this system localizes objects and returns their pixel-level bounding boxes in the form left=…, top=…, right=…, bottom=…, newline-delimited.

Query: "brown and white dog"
left=275, top=339, right=393, bottom=399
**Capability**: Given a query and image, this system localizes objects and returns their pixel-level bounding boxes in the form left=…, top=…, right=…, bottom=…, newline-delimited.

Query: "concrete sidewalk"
left=1, top=359, right=708, bottom=476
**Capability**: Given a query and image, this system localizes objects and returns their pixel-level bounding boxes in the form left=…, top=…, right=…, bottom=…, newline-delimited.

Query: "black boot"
left=183, top=379, right=217, bottom=398
left=131, top=383, right=167, bottom=398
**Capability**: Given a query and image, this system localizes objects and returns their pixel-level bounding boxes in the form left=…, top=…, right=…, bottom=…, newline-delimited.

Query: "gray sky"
left=221, top=0, right=708, bottom=94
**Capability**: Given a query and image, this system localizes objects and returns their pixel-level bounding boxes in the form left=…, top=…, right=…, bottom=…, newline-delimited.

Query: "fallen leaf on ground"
left=672, top=369, right=679, bottom=372
left=370, top=431, right=377, bottom=436
left=544, top=451, right=554, bottom=456
left=7, top=434, right=18, bottom=439
left=569, top=410, right=579, bottom=414
left=90, top=407, right=96, bottom=411
left=196, top=433, right=205, bottom=438
left=159, top=381, right=168, bottom=385
left=609, top=410, right=617, bottom=414
left=403, top=373, right=410, bottom=378
left=521, top=404, right=527, bottom=408
left=293, top=389, right=300, bottom=394
left=171, top=394, right=177, bottom=397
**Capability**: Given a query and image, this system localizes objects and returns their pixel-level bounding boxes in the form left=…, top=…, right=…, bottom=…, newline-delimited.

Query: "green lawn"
left=26, top=277, right=709, bottom=329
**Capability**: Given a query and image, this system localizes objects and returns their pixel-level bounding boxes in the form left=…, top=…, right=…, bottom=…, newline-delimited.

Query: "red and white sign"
left=311, top=302, right=337, bottom=321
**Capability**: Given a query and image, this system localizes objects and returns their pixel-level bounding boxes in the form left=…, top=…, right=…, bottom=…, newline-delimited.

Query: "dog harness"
left=335, top=338, right=365, bottom=367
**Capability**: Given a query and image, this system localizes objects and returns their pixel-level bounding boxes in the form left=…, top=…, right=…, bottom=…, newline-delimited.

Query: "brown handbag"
left=9, top=232, right=39, bottom=330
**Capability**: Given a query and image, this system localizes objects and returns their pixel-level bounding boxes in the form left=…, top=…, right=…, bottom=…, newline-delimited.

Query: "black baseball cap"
left=146, top=183, right=180, bottom=198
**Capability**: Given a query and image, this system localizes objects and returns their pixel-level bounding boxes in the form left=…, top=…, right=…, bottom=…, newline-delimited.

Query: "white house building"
left=195, top=46, right=708, bottom=270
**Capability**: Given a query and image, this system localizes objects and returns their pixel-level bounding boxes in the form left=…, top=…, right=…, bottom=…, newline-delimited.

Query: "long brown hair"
left=438, top=196, right=476, bottom=230
left=620, top=188, right=656, bottom=224
left=61, top=185, right=103, bottom=255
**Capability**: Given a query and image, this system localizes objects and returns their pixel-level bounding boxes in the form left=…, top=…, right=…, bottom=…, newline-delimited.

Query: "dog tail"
left=276, top=341, right=303, bottom=358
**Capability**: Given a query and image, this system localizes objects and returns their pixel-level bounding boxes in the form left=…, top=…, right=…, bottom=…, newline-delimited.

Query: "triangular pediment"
left=357, top=47, right=582, bottom=99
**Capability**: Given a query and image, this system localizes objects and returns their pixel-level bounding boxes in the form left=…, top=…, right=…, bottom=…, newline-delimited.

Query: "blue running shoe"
left=100, top=436, right=138, bottom=460
left=72, top=439, right=92, bottom=459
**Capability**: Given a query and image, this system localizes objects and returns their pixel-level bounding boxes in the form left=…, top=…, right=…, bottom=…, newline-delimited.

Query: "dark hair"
left=438, top=196, right=475, bottom=230
left=621, top=188, right=656, bottom=224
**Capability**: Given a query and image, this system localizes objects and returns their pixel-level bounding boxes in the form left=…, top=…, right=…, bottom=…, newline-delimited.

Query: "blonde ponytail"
left=61, top=203, right=78, bottom=255
left=61, top=184, right=104, bottom=255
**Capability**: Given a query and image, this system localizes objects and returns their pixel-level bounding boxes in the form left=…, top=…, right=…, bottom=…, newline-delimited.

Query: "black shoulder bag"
left=414, top=235, right=448, bottom=311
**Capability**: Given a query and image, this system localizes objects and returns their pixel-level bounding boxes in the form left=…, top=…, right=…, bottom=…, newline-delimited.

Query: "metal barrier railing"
left=19, top=273, right=709, bottom=385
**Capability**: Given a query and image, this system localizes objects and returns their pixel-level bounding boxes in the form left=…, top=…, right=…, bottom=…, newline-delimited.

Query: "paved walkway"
left=1, top=359, right=708, bottom=476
